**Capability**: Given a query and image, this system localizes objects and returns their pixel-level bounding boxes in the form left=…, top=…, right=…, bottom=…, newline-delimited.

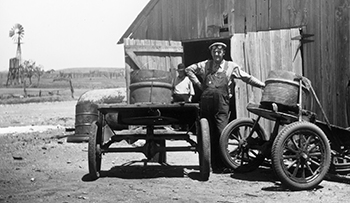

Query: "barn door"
left=124, top=39, right=183, bottom=103
left=231, top=28, right=303, bottom=136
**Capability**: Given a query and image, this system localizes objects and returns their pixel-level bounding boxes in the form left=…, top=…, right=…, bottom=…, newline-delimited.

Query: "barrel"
left=130, top=69, right=173, bottom=83
left=129, top=69, right=173, bottom=104
left=67, top=101, right=98, bottom=143
left=260, top=70, right=309, bottom=112
left=67, top=88, right=127, bottom=143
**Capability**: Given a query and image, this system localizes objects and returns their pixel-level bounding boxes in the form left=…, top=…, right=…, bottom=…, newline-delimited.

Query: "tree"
left=22, top=60, right=35, bottom=85
left=53, top=75, right=74, bottom=99
left=35, top=64, right=44, bottom=85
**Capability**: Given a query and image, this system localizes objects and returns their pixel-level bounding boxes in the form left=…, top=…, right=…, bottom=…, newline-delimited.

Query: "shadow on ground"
left=82, top=159, right=206, bottom=182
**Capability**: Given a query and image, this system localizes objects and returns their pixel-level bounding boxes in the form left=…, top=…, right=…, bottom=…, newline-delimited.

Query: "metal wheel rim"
left=279, top=129, right=328, bottom=183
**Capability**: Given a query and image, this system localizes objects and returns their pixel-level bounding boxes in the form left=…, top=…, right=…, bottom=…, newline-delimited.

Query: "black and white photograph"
left=1, top=0, right=350, bottom=202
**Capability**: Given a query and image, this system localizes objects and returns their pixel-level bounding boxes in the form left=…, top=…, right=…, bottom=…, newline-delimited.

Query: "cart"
left=88, top=102, right=211, bottom=181
left=219, top=71, right=350, bottom=190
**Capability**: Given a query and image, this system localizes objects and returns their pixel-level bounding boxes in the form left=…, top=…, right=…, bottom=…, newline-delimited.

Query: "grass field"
left=0, top=68, right=126, bottom=104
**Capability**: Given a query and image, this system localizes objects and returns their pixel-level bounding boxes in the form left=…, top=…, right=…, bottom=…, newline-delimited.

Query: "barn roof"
left=117, top=0, right=158, bottom=44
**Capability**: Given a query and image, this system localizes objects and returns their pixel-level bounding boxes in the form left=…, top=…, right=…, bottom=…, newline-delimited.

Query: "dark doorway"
left=182, top=38, right=232, bottom=67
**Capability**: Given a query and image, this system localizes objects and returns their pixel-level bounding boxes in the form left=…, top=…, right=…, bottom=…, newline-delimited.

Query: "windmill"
left=6, top=23, right=25, bottom=86
left=9, top=23, right=25, bottom=62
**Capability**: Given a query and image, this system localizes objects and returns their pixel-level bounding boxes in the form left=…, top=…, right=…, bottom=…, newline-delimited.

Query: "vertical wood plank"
left=259, top=30, right=271, bottom=80
left=226, top=0, right=235, bottom=35
left=281, top=0, right=292, bottom=28
left=303, top=0, right=316, bottom=111
left=189, top=0, right=197, bottom=39
left=246, top=0, right=257, bottom=32
left=295, top=0, right=308, bottom=26
left=280, top=29, right=292, bottom=71
left=246, top=32, right=260, bottom=104
left=270, top=30, right=282, bottom=71
left=124, top=39, right=131, bottom=104
left=312, top=0, right=323, bottom=121
left=161, top=0, right=169, bottom=40
left=320, top=0, right=335, bottom=123
left=257, top=0, right=269, bottom=30
left=233, top=0, right=247, bottom=33
left=231, top=33, right=249, bottom=118
left=269, top=0, right=282, bottom=29
left=178, top=0, right=185, bottom=39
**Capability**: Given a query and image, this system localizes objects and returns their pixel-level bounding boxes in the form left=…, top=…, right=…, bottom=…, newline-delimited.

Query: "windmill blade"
left=16, top=24, right=24, bottom=33
left=9, top=23, right=24, bottom=40
left=9, top=29, right=15, bottom=37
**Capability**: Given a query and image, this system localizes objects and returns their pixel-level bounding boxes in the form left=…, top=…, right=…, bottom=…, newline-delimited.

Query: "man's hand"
left=195, top=82, right=203, bottom=91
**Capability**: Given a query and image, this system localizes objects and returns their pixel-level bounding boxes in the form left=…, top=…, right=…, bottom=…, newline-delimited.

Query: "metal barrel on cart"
left=68, top=88, right=126, bottom=143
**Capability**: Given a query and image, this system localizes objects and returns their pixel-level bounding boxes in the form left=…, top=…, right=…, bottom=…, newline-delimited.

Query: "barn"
left=118, top=0, right=350, bottom=129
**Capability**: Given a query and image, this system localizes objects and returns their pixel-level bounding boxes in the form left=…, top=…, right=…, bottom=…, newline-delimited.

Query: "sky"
left=0, top=0, right=150, bottom=71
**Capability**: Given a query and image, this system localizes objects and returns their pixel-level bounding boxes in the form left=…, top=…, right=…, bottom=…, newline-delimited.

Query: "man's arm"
left=185, top=61, right=206, bottom=90
left=229, top=62, right=265, bottom=88
left=188, top=78, right=195, bottom=96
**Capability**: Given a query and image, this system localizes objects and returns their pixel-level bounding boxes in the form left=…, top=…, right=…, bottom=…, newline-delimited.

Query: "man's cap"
left=177, top=63, right=185, bottom=71
left=209, top=42, right=227, bottom=50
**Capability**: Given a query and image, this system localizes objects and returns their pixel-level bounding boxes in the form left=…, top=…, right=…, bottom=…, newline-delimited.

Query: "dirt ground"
left=1, top=101, right=350, bottom=203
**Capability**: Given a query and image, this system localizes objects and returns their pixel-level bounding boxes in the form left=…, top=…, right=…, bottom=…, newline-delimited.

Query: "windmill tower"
left=7, top=23, right=24, bottom=86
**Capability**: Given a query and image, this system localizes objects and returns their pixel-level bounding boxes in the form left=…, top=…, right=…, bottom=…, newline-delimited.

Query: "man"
left=172, top=63, right=195, bottom=103
left=185, top=42, right=265, bottom=173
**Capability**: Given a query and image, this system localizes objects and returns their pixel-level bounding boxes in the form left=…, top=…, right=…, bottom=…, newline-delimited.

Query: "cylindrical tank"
left=68, top=101, right=98, bottom=142
left=129, top=69, right=173, bottom=104
left=260, top=70, right=309, bottom=112
left=67, top=88, right=126, bottom=143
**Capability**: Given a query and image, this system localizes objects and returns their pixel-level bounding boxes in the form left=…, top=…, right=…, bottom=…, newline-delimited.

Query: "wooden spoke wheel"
left=219, top=118, right=267, bottom=172
left=271, top=121, right=331, bottom=190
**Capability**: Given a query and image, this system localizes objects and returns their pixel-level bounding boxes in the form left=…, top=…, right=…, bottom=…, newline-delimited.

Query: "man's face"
left=177, top=69, right=185, bottom=77
left=211, top=46, right=225, bottom=63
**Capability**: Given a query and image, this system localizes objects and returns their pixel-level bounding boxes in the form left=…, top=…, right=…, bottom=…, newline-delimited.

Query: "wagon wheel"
left=198, top=118, right=211, bottom=180
left=219, top=118, right=267, bottom=172
left=271, top=121, right=331, bottom=190
left=88, top=121, right=102, bottom=179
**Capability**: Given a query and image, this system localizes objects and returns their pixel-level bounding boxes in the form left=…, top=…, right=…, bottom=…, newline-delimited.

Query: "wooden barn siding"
left=130, top=0, right=233, bottom=40
left=124, top=39, right=183, bottom=72
left=302, top=0, right=350, bottom=127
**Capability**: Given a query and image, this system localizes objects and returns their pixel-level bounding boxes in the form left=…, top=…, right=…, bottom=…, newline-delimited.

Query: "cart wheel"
left=271, top=121, right=331, bottom=190
left=88, top=121, right=102, bottom=179
left=219, top=118, right=267, bottom=172
left=198, top=118, right=211, bottom=180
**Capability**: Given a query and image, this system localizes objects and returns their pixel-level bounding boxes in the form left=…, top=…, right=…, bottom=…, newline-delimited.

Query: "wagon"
left=219, top=70, right=350, bottom=190
left=87, top=102, right=211, bottom=181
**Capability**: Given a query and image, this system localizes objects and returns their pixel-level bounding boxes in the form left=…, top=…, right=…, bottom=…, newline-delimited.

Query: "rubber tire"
left=198, top=118, right=211, bottom=181
left=88, top=121, right=102, bottom=180
left=271, top=121, right=331, bottom=190
left=219, top=118, right=267, bottom=172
